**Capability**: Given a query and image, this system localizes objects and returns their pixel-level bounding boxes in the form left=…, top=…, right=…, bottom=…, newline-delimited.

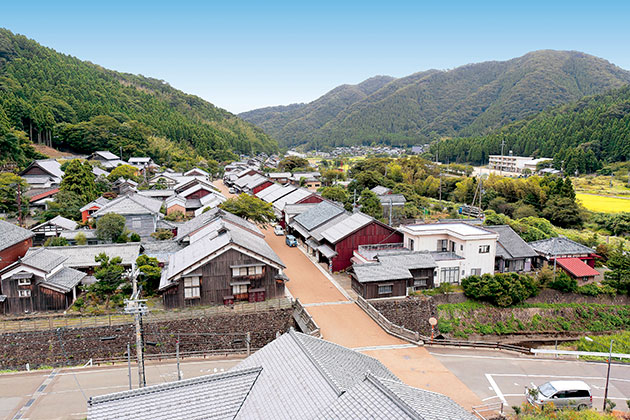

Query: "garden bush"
left=548, top=272, right=578, bottom=293
left=461, top=272, right=540, bottom=307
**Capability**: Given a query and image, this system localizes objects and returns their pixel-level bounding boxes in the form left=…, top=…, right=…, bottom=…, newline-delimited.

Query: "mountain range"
left=240, top=50, right=630, bottom=149
left=0, top=28, right=277, bottom=168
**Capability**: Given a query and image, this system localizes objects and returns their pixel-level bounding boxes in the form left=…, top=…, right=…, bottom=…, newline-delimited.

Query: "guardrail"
left=472, top=402, right=504, bottom=419
left=531, top=349, right=630, bottom=359
left=0, top=297, right=294, bottom=333
left=293, top=299, right=321, bottom=337
left=357, top=296, right=530, bottom=353
left=356, top=296, right=422, bottom=344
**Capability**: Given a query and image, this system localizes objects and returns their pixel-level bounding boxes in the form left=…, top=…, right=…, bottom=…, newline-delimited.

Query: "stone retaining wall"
left=0, top=308, right=294, bottom=370
left=370, top=296, right=437, bottom=336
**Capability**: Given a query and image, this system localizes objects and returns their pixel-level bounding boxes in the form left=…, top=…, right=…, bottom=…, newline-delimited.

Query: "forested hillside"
left=431, top=85, right=630, bottom=173
left=0, top=28, right=277, bottom=168
left=240, top=51, right=630, bottom=150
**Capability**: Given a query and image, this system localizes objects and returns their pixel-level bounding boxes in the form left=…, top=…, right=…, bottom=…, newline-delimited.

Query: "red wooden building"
left=318, top=213, right=403, bottom=272
left=252, top=180, right=274, bottom=195
left=0, top=221, right=34, bottom=271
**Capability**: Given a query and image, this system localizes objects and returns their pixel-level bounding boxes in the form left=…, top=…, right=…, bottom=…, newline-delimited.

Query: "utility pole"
left=500, top=138, right=505, bottom=176
left=603, top=339, right=614, bottom=412
left=127, top=343, right=132, bottom=390
left=388, top=197, right=393, bottom=226
left=124, top=267, right=147, bottom=388
left=16, top=183, right=22, bottom=227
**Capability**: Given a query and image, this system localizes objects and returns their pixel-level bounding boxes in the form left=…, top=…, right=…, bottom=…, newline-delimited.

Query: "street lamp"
left=584, top=336, right=615, bottom=412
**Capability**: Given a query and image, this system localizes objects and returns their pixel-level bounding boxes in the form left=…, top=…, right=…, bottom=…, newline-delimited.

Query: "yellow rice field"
left=576, top=193, right=630, bottom=213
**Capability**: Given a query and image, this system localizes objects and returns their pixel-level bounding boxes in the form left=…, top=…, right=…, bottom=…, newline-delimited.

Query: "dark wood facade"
left=0, top=276, right=72, bottom=314
left=351, top=277, right=407, bottom=299
left=163, top=248, right=284, bottom=309
left=327, top=223, right=403, bottom=272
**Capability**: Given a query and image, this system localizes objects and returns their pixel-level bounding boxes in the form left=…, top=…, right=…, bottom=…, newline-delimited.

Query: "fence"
left=472, top=402, right=504, bottom=420
left=356, top=296, right=422, bottom=344
left=293, top=299, right=321, bottom=337
left=356, top=296, right=530, bottom=353
left=0, top=297, right=293, bottom=333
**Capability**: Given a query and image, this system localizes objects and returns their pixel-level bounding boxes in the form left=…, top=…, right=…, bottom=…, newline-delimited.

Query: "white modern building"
left=399, top=223, right=498, bottom=283
left=488, top=154, right=550, bottom=173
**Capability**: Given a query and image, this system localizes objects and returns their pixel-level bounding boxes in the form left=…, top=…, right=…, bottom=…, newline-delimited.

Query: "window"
left=232, top=266, right=263, bottom=277
left=378, top=285, right=393, bottom=295
left=479, top=245, right=490, bottom=254
left=232, top=284, right=248, bottom=294
left=17, top=278, right=31, bottom=286
left=460, top=244, right=463, bottom=251
left=514, top=259, right=524, bottom=272
left=470, top=268, right=481, bottom=276
left=437, top=239, right=448, bottom=252
left=183, top=277, right=200, bottom=299
left=408, top=238, right=415, bottom=250
left=440, top=267, right=460, bottom=284
left=18, top=289, right=31, bottom=298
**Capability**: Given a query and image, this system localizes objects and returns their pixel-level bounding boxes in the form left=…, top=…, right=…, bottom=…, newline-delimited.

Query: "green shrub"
left=461, top=272, right=540, bottom=307
left=129, top=232, right=141, bottom=242
left=578, top=283, right=601, bottom=296
left=548, top=271, right=578, bottom=293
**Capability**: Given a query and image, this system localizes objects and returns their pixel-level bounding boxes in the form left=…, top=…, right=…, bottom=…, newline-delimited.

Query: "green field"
left=576, top=193, right=630, bottom=213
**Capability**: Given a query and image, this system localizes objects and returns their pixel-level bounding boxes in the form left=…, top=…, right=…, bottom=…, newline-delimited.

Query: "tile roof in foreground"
left=87, top=330, right=475, bottom=420
left=0, top=220, right=35, bottom=250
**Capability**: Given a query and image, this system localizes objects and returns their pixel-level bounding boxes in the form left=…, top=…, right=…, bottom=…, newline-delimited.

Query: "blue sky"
left=3, top=1, right=630, bottom=112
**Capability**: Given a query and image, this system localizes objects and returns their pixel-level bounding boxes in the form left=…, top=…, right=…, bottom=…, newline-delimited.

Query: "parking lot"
left=430, top=347, right=630, bottom=412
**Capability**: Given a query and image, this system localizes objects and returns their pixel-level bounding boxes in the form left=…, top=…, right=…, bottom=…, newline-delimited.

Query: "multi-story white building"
left=399, top=223, right=499, bottom=284
left=488, top=154, right=549, bottom=173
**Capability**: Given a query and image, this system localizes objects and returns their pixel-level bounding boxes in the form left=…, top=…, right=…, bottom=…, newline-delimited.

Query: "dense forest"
left=430, top=85, right=630, bottom=173
left=241, top=50, right=630, bottom=150
left=0, top=28, right=277, bottom=168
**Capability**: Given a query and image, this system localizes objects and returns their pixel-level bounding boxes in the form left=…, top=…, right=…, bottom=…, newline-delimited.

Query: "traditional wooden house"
left=92, top=193, right=163, bottom=238
left=316, top=212, right=403, bottom=272
left=351, top=252, right=437, bottom=299
left=28, top=188, right=60, bottom=213
left=30, top=216, right=78, bottom=245
left=0, top=221, right=34, bottom=271
left=47, top=243, right=141, bottom=274
left=20, top=159, right=64, bottom=188
left=267, top=172, right=291, bottom=184
left=529, top=237, right=600, bottom=270
left=160, top=220, right=286, bottom=307
left=80, top=197, right=111, bottom=223
left=485, top=225, right=537, bottom=273
left=0, top=248, right=86, bottom=314
left=89, top=151, right=126, bottom=170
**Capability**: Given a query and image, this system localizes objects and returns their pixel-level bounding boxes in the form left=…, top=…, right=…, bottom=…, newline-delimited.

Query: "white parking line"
left=353, top=344, right=417, bottom=351
left=490, top=373, right=630, bottom=384
left=485, top=373, right=507, bottom=405
left=431, top=351, right=630, bottom=368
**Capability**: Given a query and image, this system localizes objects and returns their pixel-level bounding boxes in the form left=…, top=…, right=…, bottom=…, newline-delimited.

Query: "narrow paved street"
left=214, top=179, right=482, bottom=409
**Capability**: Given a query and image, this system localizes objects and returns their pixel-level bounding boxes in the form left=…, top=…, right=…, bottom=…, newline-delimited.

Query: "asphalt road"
left=430, top=347, right=630, bottom=412
left=1, top=356, right=244, bottom=420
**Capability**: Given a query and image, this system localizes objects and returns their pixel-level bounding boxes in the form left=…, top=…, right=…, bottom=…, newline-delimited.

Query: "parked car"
left=526, top=380, right=592, bottom=410
left=274, top=225, right=284, bottom=236
left=228, top=187, right=236, bottom=194
left=285, top=235, right=298, bottom=247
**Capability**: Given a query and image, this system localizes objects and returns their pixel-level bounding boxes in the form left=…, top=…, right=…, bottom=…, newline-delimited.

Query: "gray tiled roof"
left=321, top=212, right=373, bottom=244
left=272, top=188, right=312, bottom=211
left=174, top=208, right=261, bottom=241
left=259, top=184, right=296, bottom=203
left=353, top=262, right=413, bottom=283
left=22, top=159, right=64, bottom=178
left=254, top=183, right=284, bottom=200
left=86, top=329, right=474, bottom=420
left=80, top=197, right=110, bottom=213
left=378, top=193, right=407, bottom=205
left=43, top=267, right=86, bottom=292
left=284, top=203, right=317, bottom=217
left=317, top=244, right=338, bottom=259
left=23, top=248, right=67, bottom=272
left=310, top=213, right=350, bottom=241
left=485, top=225, right=538, bottom=259
left=46, top=243, right=141, bottom=268
left=32, top=215, right=78, bottom=231
left=430, top=251, right=464, bottom=261
left=88, top=367, right=262, bottom=420
left=163, top=223, right=283, bottom=289
left=234, top=329, right=398, bottom=419
left=293, top=201, right=344, bottom=231
left=529, top=236, right=595, bottom=257
left=378, top=252, right=437, bottom=270
left=141, top=241, right=185, bottom=264
left=371, top=185, right=392, bottom=195
left=0, top=220, right=35, bottom=250
left=92, top=151, right=120, bottom=160
left=92, top=194, right=162, bottom=217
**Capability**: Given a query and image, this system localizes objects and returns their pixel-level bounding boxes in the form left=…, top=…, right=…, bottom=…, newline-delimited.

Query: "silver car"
left=526, top=380, right=592, bottom=410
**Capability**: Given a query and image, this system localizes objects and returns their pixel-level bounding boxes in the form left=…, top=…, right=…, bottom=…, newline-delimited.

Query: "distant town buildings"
left=488, top=153, right=551, bottom=174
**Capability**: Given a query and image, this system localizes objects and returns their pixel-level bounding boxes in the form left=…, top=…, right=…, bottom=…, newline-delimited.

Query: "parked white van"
left=526, top=380, right=592, bottom=410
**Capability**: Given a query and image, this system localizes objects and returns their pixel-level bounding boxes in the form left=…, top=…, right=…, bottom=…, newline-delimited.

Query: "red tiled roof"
left=555, top=257, right=599, bottom=278
left=29, top=188, right=59, bottom=202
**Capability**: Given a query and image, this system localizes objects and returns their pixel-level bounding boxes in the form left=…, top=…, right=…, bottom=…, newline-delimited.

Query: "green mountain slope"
left=240, top=51, right=630, bottom=149
left=0, top=28, right=277, bottom=167
left=430, top=85, right=630, bottom=173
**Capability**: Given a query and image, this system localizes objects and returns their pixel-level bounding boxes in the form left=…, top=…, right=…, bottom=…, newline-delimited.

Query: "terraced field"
left=576, top=193, right=630, bottom=213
